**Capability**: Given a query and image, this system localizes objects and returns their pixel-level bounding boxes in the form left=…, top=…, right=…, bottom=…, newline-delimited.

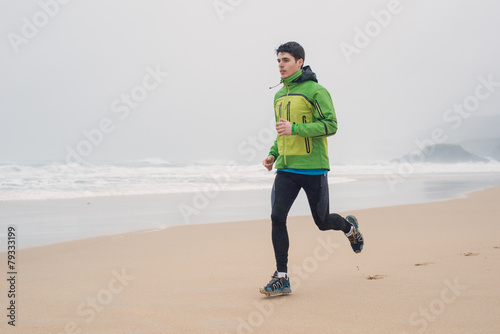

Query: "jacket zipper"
left=283, top=83, right=291, bottom=168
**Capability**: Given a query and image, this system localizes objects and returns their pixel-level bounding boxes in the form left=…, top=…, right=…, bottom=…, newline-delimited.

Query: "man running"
left=260, top=41, right=364, bottom=296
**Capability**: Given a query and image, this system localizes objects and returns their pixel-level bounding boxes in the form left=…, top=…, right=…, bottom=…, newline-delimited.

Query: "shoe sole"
left=346, top=215, right=363, bottom=253
left=259, top=287, right=292, bottom=296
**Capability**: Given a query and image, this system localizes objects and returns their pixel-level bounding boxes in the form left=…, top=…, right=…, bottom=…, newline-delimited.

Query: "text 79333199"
left=6, top=226, right=17, bottom=326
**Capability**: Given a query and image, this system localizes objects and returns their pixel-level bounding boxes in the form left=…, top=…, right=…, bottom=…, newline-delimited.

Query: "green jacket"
left=269, top=66, right=338, bottom=170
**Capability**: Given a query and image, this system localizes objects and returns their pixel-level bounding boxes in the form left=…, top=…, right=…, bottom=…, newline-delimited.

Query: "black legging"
left=271, top=171, right=350, bottom=273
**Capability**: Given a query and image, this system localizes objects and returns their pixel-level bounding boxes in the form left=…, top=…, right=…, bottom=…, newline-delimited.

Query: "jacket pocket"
left=303, top=116, right=311, bottom=154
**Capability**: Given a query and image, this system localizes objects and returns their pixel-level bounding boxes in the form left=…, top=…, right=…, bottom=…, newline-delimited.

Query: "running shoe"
left=259, top=271, right=292, bottom=296
left=346, top=215, right=364, bottom=253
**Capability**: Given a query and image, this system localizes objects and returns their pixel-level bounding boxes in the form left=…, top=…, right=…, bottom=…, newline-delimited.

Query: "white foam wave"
left=1, top=161, right=499, bottom=201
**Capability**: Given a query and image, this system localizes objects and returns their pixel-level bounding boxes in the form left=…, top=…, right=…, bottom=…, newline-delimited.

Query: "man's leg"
left=271, top=171, right=301, bottom=273
left=302, top=174, right=364, bottom=253
left=301, top=174, right=351, bottom=232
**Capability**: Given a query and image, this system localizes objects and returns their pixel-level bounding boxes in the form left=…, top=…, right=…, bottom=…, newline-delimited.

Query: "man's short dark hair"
left=276, top=41, right=305, bottom=66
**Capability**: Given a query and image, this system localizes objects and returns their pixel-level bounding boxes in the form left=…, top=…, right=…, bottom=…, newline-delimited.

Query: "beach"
left=3, top=0, right=500, bottom=332
left=1, top=186, right=499, bottom=333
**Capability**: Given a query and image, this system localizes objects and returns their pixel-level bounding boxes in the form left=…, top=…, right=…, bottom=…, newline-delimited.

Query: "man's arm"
left=262, top=155, right=275, bottom=171
left=263, top=139, right=279, bottom=171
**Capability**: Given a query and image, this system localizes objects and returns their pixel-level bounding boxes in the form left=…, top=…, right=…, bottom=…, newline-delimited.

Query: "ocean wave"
left=0, top=161, right=499, bottom=201
left=122, top=158, right=172, bottom=167
left=332, top=161, right=500, bottom=175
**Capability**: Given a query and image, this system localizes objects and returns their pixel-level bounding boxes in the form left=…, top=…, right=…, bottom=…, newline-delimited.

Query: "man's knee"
left=313, top=216, right=331, bottom=231
left=316, top=224, right=331, bottom=231
left=271, top=212, right=286, bottom=225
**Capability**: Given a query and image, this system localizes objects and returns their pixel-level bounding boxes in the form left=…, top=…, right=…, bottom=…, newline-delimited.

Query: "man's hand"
left=276, top=118, right=292, bottom=136
left=262, top=155, right=275, bottom=171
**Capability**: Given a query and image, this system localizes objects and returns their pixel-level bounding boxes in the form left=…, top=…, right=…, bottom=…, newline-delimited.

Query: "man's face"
left=277, top=52, right=303, bottom=79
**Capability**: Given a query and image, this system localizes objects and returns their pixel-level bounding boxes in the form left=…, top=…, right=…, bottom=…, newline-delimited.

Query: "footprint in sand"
left=463, top=252, right=479, bottom=256
left=494, top=247, right=500, bottom=249
left=366, top=274, right=387, bottom=280
left=415, top=262, right=434, bottom=266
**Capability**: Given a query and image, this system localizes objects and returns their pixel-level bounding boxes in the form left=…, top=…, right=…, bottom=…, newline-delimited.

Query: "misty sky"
left=1, top=0, right=499, bottom=165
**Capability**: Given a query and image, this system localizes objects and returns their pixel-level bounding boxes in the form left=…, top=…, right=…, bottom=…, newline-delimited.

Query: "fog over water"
left=1, top=1, right=499, bottom=165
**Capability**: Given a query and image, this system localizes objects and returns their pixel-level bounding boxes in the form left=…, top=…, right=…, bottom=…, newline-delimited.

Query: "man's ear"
left=298, top=58, right=304, bottom=68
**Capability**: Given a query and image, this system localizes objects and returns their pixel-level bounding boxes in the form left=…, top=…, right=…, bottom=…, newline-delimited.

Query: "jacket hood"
left=291, top=65, right=318, bottom=84
left=269, top=66, right=318, bottom=89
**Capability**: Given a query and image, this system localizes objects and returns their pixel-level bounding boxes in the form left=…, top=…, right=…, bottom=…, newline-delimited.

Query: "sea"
left=1, top=160, right=500, bottom=249
left=2, top=159, right=500, bottom=201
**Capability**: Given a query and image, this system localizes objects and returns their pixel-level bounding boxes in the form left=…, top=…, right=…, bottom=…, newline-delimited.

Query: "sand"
left=1, top=186, right=499, bottom=333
